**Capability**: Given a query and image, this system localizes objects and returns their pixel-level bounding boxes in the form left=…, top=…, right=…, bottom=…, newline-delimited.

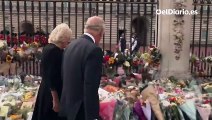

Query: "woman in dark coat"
left=32, top=23, right=72, bottom=120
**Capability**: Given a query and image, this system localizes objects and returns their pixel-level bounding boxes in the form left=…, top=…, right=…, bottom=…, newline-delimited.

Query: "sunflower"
left=108, top=57, right=115, bottom=65
left=6, top=54, right=13, bottom=63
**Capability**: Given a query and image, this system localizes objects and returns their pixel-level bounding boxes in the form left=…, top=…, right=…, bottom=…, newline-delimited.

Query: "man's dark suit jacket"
left=60, top=34, right=103, bottom=120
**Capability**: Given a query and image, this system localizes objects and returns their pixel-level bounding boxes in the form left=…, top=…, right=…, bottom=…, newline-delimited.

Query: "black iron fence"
left=190, top=0, right=212, bottom=77
left=0, top=0, right=158, bottom=76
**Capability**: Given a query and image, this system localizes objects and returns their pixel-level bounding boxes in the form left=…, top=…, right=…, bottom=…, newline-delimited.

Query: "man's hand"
left=52, top=99, right=59, bottom=112
left=51, top=90, right=59, bottom=112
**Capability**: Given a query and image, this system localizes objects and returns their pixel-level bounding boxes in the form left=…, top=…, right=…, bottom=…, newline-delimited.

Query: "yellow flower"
left=17, top=49, right=25, bottom=57
left=16, top=47, right=22, bottom=51
left=26, top=43, right=29, bottom=48
left=24, top=91, right=34, bottom=101
left=108, top=57, right=115, bottom=65
left=141, top=53, right=150, bottom=59
left=141, top=53, right=152, bottom=63
left=31, top=41, right=39, bottom=47
left=0, top=40, right=7, bottom=48
left=6, top=55, right=13, bottom=63
left=123, top=61, right=130, bottom=67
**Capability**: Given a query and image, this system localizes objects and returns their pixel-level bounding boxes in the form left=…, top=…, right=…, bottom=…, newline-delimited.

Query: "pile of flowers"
left=190, top=54, right=212, bottom=66
left=102, top=46, right=162, bottom=79
left=190, top=54, right=200, bottom=67
left=0, top=34, right=48, bottom=45
left=202, top=56, right=212, bottom=64
left=99, top=74, right=212, bottom=120
left=190, top=54, right=212, bottom=77
left=0, top=75, right=41, bottom=120
left=0, top=40, right=42, bottom=63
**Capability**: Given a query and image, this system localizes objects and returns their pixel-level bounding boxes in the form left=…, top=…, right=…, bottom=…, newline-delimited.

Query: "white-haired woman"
left=32, top=23, right=72, bottom=120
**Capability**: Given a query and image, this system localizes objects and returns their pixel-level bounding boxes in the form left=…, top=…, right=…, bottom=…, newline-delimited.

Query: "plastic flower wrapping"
left=98, top=72, right=212, bottom=120
left=102, top=46, right=161, bottom=80
left=0, top=75, right=41, bottom=120
left=196, top=104, right=211, bottom=120
left=1, top=43, right=212, bottom=120
left=179, top=100, right=196, bottom=120
left=141, top=100, right=151, bottom=120
left=99, top=99, right=117, bottom=120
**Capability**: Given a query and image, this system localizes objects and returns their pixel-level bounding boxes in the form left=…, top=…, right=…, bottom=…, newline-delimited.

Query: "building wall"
left=1, top=1, right=211, bottom=47
left=0, top=1, right=157, bottom=50
left=190, top=15, right=212, bottom=45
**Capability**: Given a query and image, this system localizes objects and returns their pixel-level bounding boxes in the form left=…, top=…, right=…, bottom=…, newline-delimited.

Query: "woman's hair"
left=48, top=23, right=72, bottom=44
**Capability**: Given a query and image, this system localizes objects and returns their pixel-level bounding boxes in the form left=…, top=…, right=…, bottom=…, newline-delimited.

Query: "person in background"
left=131, top=34, right=141, bottom=54
left=131, top=16, right=149, bottom=54
left=119, top=32, right=126, bottom=53
left=34, top=26, right=46, bottom=35
left=60, top=16, right=105, bottom=120
left=32, top=23, right=72, bottom=120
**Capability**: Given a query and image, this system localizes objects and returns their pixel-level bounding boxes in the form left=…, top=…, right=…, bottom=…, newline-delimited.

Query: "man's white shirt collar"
left=84, top=33, right=95, bottom=43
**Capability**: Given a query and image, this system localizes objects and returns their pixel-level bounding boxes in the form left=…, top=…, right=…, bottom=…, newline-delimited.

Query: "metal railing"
left=0, top=0, right=158, bottom=76
left=190, top=0, right=212, bottom=77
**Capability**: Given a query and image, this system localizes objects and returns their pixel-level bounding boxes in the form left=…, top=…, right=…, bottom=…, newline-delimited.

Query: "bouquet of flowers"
left=202, top=56, right=212, bottom=64
left=0, top=34, right=11, bottom=44
left=149, top=46, right=162, bottom=67
left=190, top=54, right=201, bottom=67
left=102, top=45, right=162, bottom=81
left=103, top=53, right=116, bottom=78
left=0, top=41, right=42, bottom=63
left=34, top=35, right=48, bottom=46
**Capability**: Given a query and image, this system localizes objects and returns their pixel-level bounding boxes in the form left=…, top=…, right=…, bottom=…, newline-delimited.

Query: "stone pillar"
left=158, top=0, right=193, bottom=79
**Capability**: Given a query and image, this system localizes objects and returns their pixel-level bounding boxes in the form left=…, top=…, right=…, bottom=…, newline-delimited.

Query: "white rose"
left=149, top=48, right=154, bottom=51
left=8, top=79, right=14, bottom=83
left=14, top=78, right=20, bottom=83
left=0, top=42, right=4, bottom=48
left=0, top=40, right=6, bottom=48
left=124, top=61, right=130, bottom=67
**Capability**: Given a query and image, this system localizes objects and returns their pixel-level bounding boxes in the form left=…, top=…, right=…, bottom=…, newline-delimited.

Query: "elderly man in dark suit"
left=60, top=16, right=105, bottom=120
